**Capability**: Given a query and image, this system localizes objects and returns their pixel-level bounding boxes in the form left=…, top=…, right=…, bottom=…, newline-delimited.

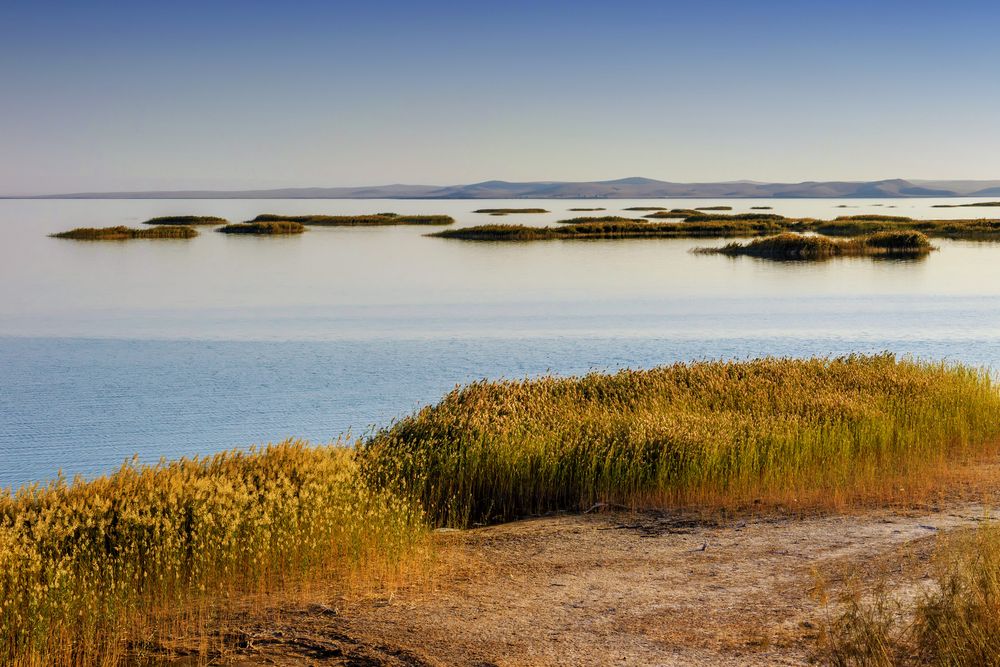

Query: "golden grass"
left=361, top=355, right=1000, bottom=527
left=822, top=522, right=1000, bottom=665
left=6, top=355, right=1000, bottom=663
left=0, top=442, right=427, bottom=665
left=50, top=226, right=198, bottom=240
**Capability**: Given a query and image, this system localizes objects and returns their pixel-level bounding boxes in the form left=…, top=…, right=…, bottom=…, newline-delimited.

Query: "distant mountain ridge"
left=13, top=177, right=1000, bottom=199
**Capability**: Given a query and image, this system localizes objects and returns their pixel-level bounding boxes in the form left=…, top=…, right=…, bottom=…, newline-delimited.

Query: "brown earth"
left=160, top=496, right=995, bottom=666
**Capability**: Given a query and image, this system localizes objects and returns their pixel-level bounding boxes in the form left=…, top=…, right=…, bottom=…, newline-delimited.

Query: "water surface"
left=2, top=198, right=999, bottom=487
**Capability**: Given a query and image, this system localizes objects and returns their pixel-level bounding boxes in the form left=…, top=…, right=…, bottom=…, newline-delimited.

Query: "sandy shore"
left=169, top=497, right=993, bottom=666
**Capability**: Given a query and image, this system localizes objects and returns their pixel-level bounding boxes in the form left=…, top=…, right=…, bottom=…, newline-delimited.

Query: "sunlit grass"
left=0, top=442, right=427, bottom=665
left=361, top=355, right=1000, bottom=527
left=51, top=226, right=198, bottom=240
left=822, top=522, right=1000, bottom=665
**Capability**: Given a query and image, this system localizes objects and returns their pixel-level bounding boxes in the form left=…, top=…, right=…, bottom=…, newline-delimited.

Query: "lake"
left=2, top=197, right=1000, bottom=488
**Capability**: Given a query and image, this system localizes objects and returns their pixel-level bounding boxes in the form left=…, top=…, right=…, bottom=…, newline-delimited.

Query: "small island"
left=142, top=215, right=228, bottom=225
left=216, top=221, right=305, bottom=234
left=252, top=213, right=454, bottom=226
left=567, top=207, right=605, bottom=211
left=622, top=206, right=667, bottom=211
left=694, top=205, right=733, bottom=211
left=696, top=231, right=933, bottom=261
left=932, top=201, right=1000, bottom=208
left=472, top=208, right=549, bottom=215
left=51, top=225, right=199, bottom=240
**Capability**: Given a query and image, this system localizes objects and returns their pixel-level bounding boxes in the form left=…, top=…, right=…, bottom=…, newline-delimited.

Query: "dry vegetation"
left=216, top=221, right=305, bottom=235
left=5, top=355, right=1000, bottom=664
left=822, top=522, right=1000, bottom=665
left=252, top=213, right=454, bottom=226
left=0, top=443, right=427, bottom=665
left=142, top=216, right=228, bottom=226
left=51, top=226, right=198, bottom=240
left=361, top=355, right=1000, bottom=526
left=472, top=208, right=548, bottom=214
left=697, top=231, right=934, bottom=261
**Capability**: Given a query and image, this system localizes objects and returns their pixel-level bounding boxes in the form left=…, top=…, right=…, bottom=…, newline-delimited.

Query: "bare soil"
left=162, top=498, right=995, bottom=666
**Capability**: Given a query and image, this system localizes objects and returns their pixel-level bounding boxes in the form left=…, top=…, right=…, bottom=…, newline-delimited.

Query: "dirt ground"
left=167, top=497, right=994, bottom=666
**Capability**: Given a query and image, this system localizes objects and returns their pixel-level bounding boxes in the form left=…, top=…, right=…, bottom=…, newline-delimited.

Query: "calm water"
left=2, top=197, right=1000, bottom=488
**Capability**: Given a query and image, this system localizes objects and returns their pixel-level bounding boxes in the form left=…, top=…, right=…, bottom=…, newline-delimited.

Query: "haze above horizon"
left=2, top=0, right=999, bottom=195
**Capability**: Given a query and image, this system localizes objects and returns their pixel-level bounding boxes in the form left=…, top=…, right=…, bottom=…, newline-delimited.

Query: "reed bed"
left=697, top=231, right=933, bottom=261
left=932, top=201, right=1000, bottom=208
left=360, top=355, right=1000, bottom=527
left=0, top=442, right=427, bottom=666
left=472, top=208, right=548, bottom=214
left=643, top=209, right=702, bottom=218
left=216, top=221, right=305, bottom=235
left=833, top=214, right=915, bottom=222
left=823, top=522, right=1000, bottom=665
left=142, top=216, right=227, bottom=226
left=429, top=219, right=789, bottom=241
left=252, top=213, right=454, bottom=226
left=51, top=226, right=198, bottom=240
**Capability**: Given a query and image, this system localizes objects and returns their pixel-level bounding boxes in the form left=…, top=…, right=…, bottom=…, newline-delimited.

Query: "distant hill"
left=12, top=177, right=1000, bottom=199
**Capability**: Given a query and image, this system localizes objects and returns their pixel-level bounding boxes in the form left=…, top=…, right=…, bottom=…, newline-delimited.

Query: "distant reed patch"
left=696, top=231, right=933, bottom=261
left=216, top=221, right=305, bottom=234
left=473, top=208, right=549, bottom=215
left=51, top=226, right=198, bottom=240
left=252, top=213, right=453, bottom=226
left=142, top=215, right=228, bottom=225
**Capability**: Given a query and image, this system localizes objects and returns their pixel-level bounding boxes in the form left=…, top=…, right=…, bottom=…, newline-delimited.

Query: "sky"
left=2, top=0, right=999, bottom=194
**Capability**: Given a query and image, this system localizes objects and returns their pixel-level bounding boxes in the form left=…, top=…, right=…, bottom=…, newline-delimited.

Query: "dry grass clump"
left=822, top=523, right=1000, bottom=665
left=698, top=231, right=933, bottom=261
left=216, top=221, right=305, bottom=235
left=361, top=355, right=1000, bottom=527
left=252, top=213, right=454, bottom=226
left=142, top=216, right=227, bottom=226
left=0, top=442, right=427, bottom=665
left=51, top=226, right=198, bottom=240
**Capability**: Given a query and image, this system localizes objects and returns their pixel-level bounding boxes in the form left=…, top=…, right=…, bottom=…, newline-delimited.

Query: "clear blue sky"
left=2, top=0, right=999, bottom=193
